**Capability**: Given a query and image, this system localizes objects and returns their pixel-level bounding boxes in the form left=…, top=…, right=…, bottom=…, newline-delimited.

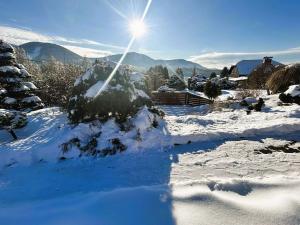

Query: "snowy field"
left=0, top=94, right=300, bottom=225
left=162, top=94, right=300, bottom=144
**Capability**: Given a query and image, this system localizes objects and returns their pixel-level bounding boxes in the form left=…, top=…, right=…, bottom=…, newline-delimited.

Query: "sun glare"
left=129, top=19, right=147, bottom=38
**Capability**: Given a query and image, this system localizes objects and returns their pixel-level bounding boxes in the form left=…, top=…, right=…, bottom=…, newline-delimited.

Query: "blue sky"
left=0, top=0, right=300, bottom=68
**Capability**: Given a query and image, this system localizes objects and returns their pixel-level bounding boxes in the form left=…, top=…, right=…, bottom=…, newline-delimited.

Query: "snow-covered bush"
left=0, top=109, right=27, bottom=128
left=188, top=74, right=208, bottom=91
left=68, top=63, right=152, bottom=123
left=188, top=75, right=235, bottom=92
left=0, top=109, right=27, bottom=139
left=253, top=98, right=265, bottom=111
left=0, top=40, right=43, bottom=111
left=64, top=63, right=167, bottom=156
left=167, top=74, right=186, bottom=90
left=210, top=77, right=236, bottom=90
left=240, top=97, right=265, bottom=113
left=62, top=106, right=166, bottom=157
left=279, top=85, right=300, bottom=105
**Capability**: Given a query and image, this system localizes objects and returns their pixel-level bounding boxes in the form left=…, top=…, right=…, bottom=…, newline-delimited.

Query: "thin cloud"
left=63, top=45, right=112, bottom=58
left=0, top=25, right=52, bottom=44
left=190, top=48, right=300, bottom=69
left=0, top=25, right=124, bottom=52
left=81, top=39, right=125, bottom=50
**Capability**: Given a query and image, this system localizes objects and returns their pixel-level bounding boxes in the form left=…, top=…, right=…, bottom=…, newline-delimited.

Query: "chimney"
left=263, top=56, right=273, bottom=65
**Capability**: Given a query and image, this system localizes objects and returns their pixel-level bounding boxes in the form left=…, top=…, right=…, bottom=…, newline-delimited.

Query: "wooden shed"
left=151, top=90, right=212, bottom=106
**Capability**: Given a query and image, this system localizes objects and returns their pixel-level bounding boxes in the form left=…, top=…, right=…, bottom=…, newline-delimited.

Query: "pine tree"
left=176, top=67, right=184, bottom=80
left=145, top=65, right=169, bottom=92
left=209, top=72, right=217, bottom=79
left=163, top=66, right=169, bottom=79
left=0, top=40, right=43, bottom=139
left=220, top=67, right=229, bottom=78
left=204, top=80, right=222, bottom=100
left=192, top=67, right=197, bottom=77
left=0, top=40, right=43, bottom=110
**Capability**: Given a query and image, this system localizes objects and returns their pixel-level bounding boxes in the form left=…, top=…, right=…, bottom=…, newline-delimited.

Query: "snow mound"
left=285, top=84, right=300, bottom=97
left=0, top=107, right=169, bottom=168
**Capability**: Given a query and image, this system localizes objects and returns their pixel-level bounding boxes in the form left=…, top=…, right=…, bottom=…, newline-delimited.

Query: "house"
left=229, top=57, right=281, bottom=78
left=151, top=89, right=211, bottom=106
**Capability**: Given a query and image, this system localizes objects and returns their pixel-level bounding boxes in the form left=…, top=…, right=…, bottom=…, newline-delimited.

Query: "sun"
left=129, top=19, right=147, bottom=38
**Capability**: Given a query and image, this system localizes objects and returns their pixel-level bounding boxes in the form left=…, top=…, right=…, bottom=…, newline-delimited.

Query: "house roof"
left=235, top=59, right=282, bottom=76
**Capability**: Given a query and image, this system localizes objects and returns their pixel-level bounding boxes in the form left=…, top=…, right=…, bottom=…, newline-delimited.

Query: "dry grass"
left=267, top=64, right=300, bottom=93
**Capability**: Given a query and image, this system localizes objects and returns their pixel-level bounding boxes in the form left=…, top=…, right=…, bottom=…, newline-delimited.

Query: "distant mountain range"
left=20, top=42, right=82, bottom=63
left=101, top=52, right=205, bottom=69
left=101, top=52, right=221, bottom=76
left=19, top=42, right=219, bottom=76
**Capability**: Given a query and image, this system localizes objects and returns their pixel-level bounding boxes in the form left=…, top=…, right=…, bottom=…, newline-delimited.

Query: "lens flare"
left=129, top=19, right=147, bottom=38
left=91, top=0, right=152, bottom=99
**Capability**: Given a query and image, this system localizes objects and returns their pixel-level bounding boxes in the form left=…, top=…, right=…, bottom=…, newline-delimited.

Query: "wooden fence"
left=151, top=91, right=211, bottom=106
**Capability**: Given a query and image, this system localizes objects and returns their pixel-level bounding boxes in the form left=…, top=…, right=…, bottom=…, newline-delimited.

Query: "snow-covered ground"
left=162, top=94, right=300, bottom=144
left=0, top=94, right=300, bottom=225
